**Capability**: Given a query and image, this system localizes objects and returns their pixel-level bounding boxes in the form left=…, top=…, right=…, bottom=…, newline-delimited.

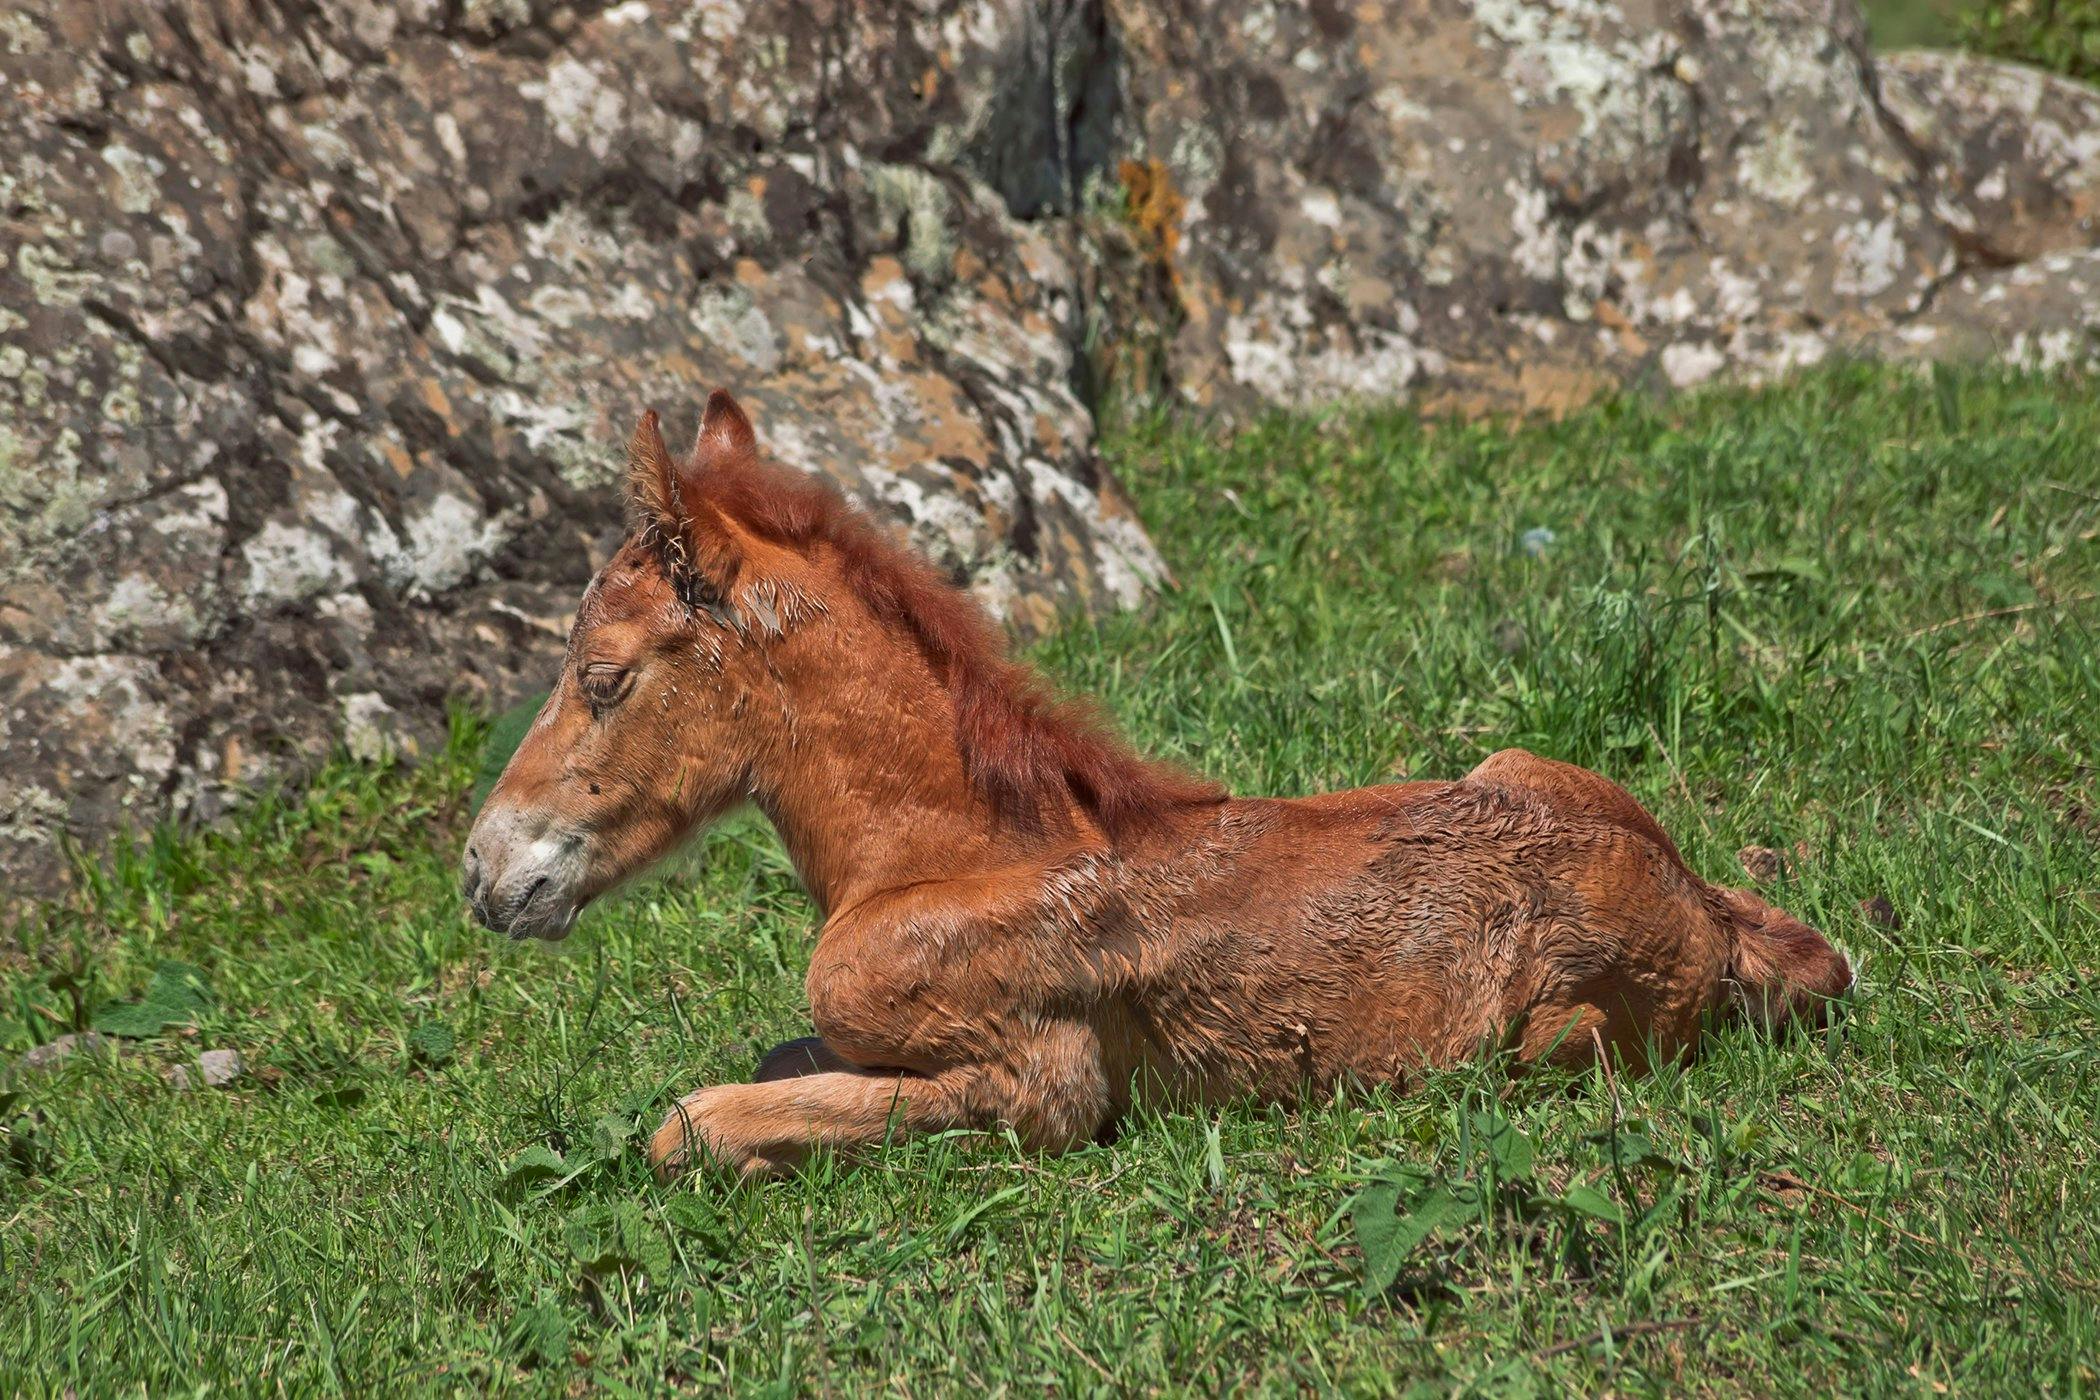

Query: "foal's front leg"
left=649, top=1017, right=1113, bottom=1179
left=647, top=1065, right=978, bottom=1179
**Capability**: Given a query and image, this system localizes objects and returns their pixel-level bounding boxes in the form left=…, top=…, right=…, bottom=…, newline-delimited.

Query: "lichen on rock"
left=0, top=0, right=1158, bottom=897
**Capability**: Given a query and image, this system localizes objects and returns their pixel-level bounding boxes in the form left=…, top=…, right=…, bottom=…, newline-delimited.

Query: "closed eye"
left=580, top=664, right=633, bottom=710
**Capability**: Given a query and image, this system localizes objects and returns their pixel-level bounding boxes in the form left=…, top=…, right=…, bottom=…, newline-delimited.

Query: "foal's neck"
left=746, top=610, right=1079, bottom=921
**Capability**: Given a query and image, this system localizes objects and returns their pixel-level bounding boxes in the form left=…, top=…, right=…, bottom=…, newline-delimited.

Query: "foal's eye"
left=580, top=665, right=632, bottom=708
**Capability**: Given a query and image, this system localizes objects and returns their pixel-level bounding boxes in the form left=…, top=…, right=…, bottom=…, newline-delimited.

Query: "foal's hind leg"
left=1467, top=748, right=1725, bottom=1068
left=1465, top=748, right=1851, bottom=1046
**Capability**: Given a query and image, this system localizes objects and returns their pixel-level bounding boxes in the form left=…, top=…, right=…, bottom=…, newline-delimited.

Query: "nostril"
left=521, top=875, right=549, bottom=908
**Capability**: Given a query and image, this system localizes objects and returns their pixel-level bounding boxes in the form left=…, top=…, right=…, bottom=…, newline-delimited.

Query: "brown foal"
left=463, top=390, right=1853, bottom=1180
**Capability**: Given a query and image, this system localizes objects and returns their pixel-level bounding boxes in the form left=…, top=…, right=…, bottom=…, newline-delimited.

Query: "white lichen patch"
left=429, top=284, right=547, bottom=380
left=860, top=464, right=994, bottom=563
left=241, top=519, right=358, bottom=605
left=366, top=491, right=509, bottom=599
left=866, top=164, right=958, bottom=283
left=17, top=241, right=94, bottom=307
left=340, top=691, right=398, bottom=763
left=53, top=654, right=175, bottom=784
left=99, top=144, right=163, bottom=215
left=1660, top=340, right=1726, bottom=388
left=693, top=283, right=784, bottom=372
left=527, top=57, right=628, bottom=161
left=1831, top=214, right=1907, bottom=299
left=100, top=571, right=198, bottom=641
left=1299, top=188, right=1343, bottom=230
left=1020, top=457, right=1166, bottom=609
left=1507, top=181, right=1562, bottom=284
left=1736, top=124, right=1816, bottom=206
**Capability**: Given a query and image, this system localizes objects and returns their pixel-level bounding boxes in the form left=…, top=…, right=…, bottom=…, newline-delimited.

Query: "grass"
left=4, top=362, right=2099, bottom=1395
left=1863, top=0, right=1983, bottom=49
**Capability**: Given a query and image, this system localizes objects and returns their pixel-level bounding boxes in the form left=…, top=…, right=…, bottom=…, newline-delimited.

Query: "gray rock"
left=1879, top=49, right=2100, bottom=265
left=0, top=0, right=1164, bottom=899
left=169, top=1047, right=244, bottom=1091
left=1095, top=5, right=2100, bottom=416
left=12, top=1031, right=110, bottom=1075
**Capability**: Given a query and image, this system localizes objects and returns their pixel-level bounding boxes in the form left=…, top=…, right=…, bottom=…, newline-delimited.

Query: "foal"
left=464, top=391, right=1853, bottom=1179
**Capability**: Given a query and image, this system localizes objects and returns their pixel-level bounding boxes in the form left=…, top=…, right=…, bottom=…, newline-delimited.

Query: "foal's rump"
left=1459, top=748, right=1852, bottom=1056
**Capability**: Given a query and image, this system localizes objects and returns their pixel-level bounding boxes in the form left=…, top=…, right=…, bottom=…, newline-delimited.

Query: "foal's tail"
left=1716, top=887, right=1854, bottom=1032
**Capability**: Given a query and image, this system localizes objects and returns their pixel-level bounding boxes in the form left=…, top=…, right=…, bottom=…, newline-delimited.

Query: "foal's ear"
left=690, top=388, right=756, bottom=468
left=625, top=408, right=686, bottom=542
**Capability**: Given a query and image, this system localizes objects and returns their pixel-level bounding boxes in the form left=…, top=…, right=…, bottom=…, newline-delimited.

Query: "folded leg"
left=648, top=1066, right=979, bottom=1179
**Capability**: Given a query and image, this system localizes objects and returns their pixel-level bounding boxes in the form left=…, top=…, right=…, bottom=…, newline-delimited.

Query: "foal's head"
left=463, top=388, right=1219, bottom=939
left=463, top=391, right=799, bottom=938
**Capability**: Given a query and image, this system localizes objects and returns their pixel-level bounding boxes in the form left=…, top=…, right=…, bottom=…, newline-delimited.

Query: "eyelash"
left=581, top=668, right=630, bottom=708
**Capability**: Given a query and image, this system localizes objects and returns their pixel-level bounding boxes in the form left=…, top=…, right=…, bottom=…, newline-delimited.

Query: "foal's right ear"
left=690, top=388, right=756, bottom=468
left=625, top=408, right=687, bottom=544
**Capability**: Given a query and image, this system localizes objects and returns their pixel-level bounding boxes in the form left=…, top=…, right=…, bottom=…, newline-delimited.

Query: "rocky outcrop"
left=1880, top=48, right=2100, bottom=264
left=1869, top=47, right=2100, bottom=368
left=4, top=0, right=2096, bottom=898
left=0, top=1, right=1158, bottom=896
left=1104, top=1, right=2100, bottom=415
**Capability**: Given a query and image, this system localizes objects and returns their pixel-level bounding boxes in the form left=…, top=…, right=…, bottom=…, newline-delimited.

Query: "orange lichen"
left=1119, top=157, right=1184, bottom=290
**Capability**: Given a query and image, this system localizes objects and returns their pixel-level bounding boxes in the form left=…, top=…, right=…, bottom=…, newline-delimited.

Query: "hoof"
left=752, top=1036, right=849, bottom=1083
left=648, top=1089, right=798, bottom=1181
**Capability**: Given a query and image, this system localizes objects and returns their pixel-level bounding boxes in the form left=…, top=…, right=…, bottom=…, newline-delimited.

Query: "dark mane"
left=683, top=449, right=1225, bottom=843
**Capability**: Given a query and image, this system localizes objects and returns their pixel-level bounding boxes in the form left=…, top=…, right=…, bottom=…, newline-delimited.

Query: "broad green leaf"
left=590, top=1113, right=635, bottom=1161
left=565, top=1200, right=670, bottom=1276
left=510, top=1298, right=570, bottom=1367
left=1559, top=1183, right=1625, bottom=1224
left=149, top=961, right=211, bottom=1005
left=1593, top=1128, right=1685, bottom=1175
left=1353, top=1175, right=1474, bottom=1294
left=92, top=961, right=213, bottom=1039
left=91, top=1003, right=174, bottom=1038
left=1351, top=1179, right=1406, bottom=1290
left=664, top=1193, right=727, bottom=1248
left=1472, top=1111, right=1535, bottom=1180
left=501, top=1144, right=569, bottom=1188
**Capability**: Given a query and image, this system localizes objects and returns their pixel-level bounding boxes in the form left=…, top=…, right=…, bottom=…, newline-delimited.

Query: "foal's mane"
left=680, top=442, right=1225, bottom=844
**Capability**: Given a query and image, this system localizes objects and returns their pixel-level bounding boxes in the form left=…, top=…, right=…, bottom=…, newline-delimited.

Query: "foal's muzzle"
left=461, top=803, right=588, bottom=941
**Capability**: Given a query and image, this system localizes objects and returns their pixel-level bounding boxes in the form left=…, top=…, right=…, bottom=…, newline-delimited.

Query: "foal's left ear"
left=690, top=388, right=756, bottom=469
left=626, top=408, right=681, bottom=529
left=625, top=408, right=686, bottom=544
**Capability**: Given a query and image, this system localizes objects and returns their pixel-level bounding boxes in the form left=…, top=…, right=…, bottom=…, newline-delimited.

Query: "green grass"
left=1865, top=0, right=2100, bottom=81
left=1864, top=0, right=1982, bottom=49
left=5, top=362, right=2099, bottom=1395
